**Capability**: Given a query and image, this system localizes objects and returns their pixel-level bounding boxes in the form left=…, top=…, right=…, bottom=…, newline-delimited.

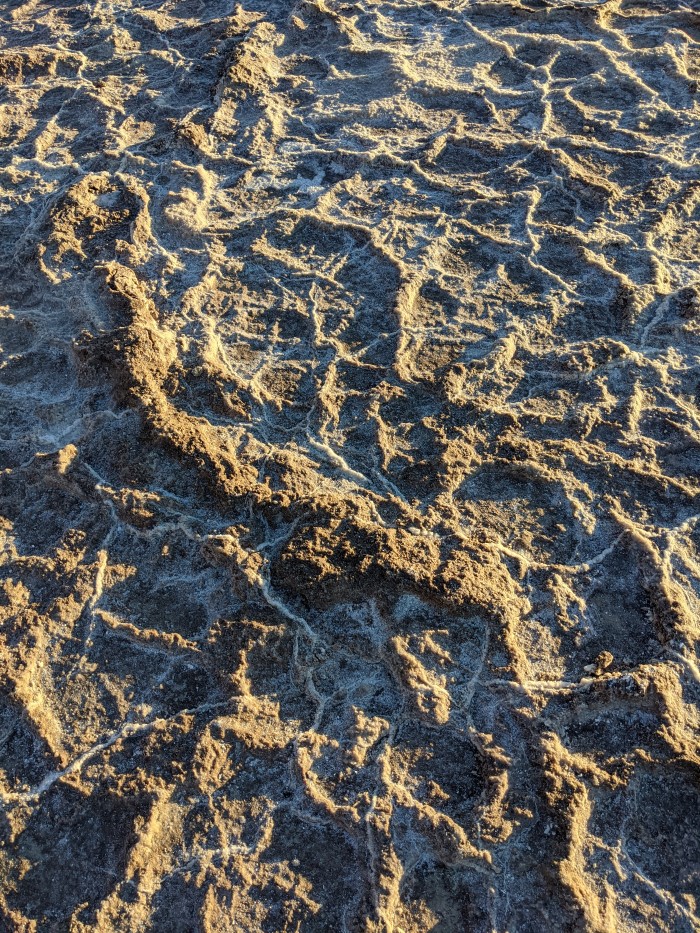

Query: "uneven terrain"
left=0, top=0, right=699, bottom=930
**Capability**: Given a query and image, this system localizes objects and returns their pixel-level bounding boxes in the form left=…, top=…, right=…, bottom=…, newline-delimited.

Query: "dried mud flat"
left=0, top=0, right=699, bottom=930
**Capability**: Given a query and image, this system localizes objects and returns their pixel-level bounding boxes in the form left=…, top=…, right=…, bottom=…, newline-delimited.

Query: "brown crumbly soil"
left=0, top=0, right=699, bottom=930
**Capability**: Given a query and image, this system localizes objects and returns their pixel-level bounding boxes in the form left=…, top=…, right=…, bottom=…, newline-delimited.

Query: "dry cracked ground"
left=0, top=0, right=699, bottom=930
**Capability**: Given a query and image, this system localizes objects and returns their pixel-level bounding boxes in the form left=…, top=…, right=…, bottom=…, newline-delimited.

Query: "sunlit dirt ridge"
left=0, top=0, right=699, bottom=929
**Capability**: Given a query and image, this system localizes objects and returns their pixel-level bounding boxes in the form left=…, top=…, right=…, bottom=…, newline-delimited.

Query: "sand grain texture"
left=0, top=0, right=699, bottom=930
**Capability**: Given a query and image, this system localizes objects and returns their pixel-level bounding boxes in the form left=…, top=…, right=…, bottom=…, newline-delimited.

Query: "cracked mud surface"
left=1, top=0, right=700, bottom=930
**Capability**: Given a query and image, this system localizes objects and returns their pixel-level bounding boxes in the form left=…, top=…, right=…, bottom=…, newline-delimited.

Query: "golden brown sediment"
left=0, top=0, right=699, bottom=930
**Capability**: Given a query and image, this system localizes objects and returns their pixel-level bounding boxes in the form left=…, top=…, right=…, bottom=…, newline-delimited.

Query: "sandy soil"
left=0, top=0, right=699, bottom=930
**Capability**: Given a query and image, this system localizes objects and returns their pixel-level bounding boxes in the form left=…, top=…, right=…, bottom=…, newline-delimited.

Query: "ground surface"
left=0, top=0, right=699, bottom=930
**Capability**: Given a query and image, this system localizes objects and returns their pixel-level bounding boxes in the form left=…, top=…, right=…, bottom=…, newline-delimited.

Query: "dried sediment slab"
left=0, top=0, right=699, bottom=930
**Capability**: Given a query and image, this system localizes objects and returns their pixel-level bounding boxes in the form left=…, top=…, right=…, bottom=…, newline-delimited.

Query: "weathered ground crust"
left=0, top=0, right=699, bottom=930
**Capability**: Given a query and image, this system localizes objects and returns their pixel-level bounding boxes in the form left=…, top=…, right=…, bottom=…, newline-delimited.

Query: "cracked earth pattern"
left=1, top=0, right=700, bottom=930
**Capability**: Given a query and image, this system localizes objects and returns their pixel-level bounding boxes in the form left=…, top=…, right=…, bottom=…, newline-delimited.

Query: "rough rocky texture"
left=0, top=0, right=699, bottom=930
